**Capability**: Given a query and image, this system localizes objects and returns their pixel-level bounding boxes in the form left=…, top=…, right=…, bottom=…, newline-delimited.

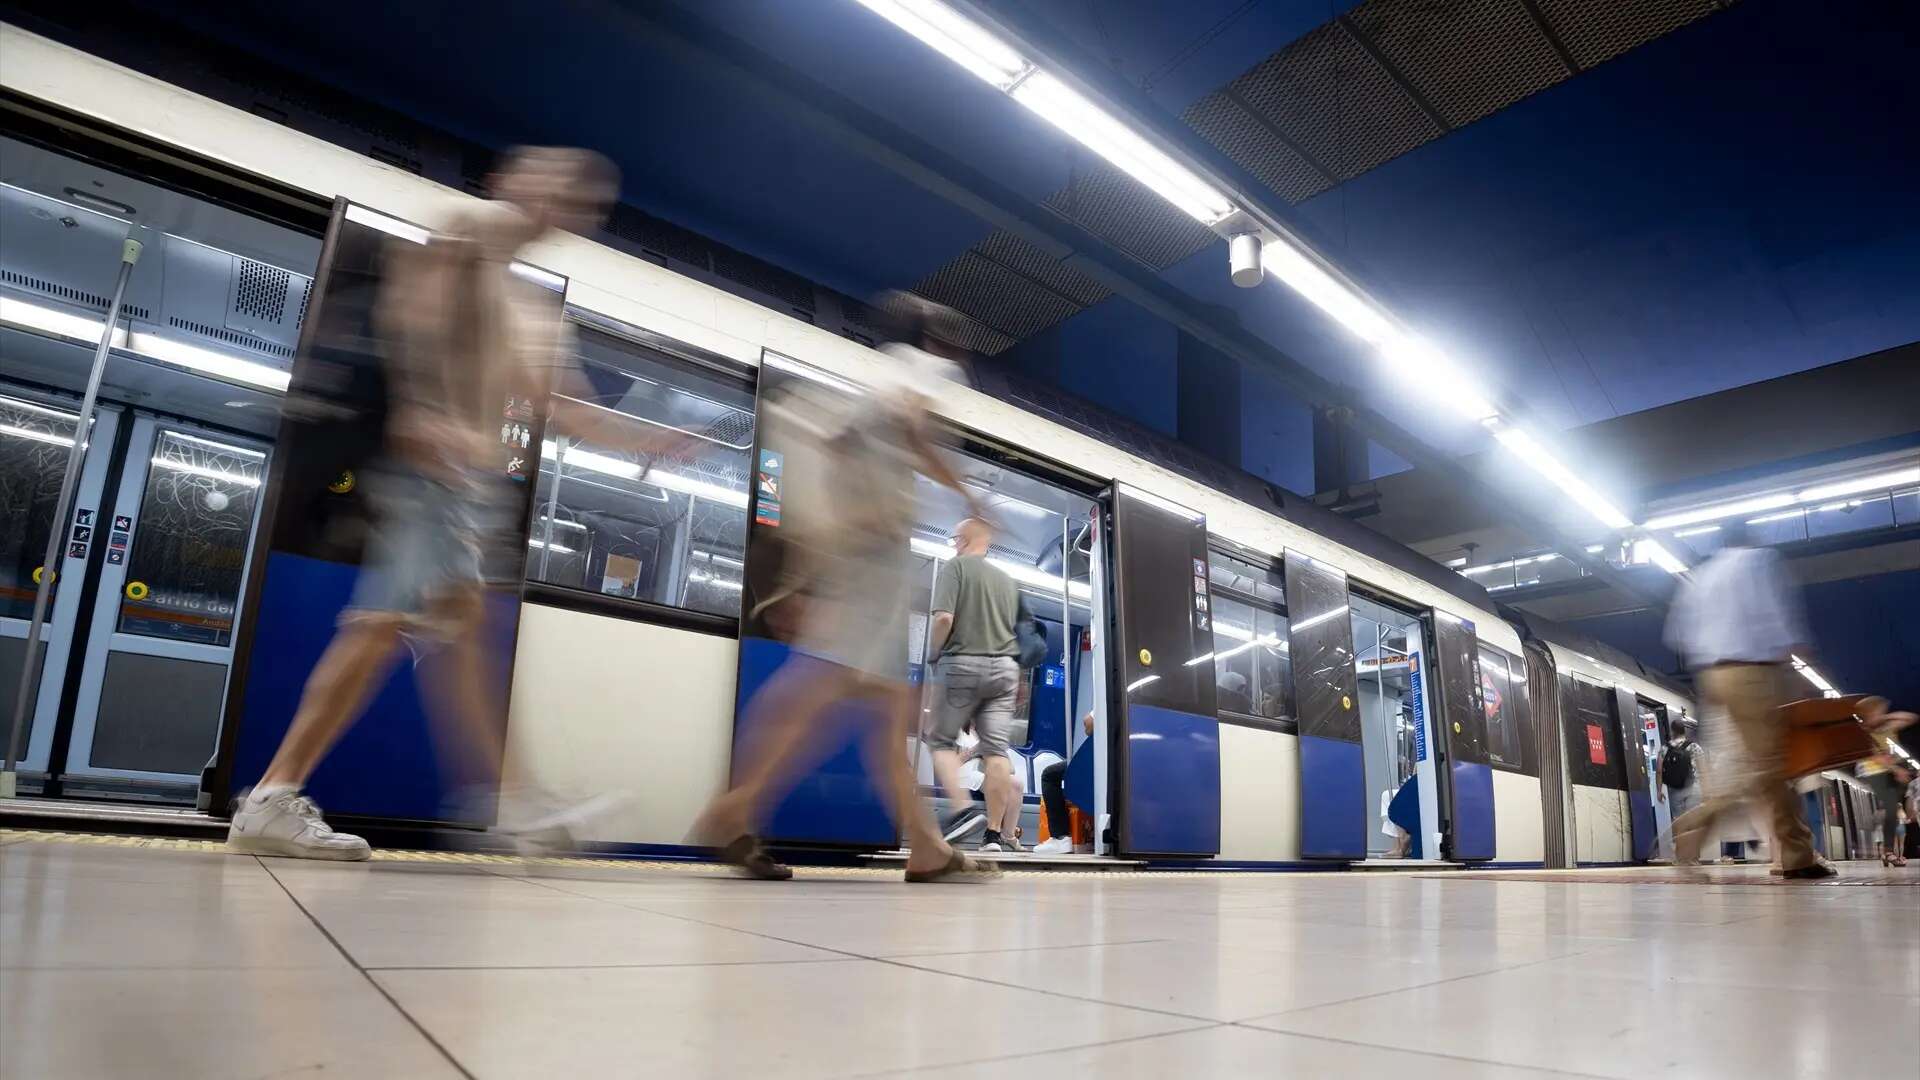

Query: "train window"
left=1477, top=644, right=1530, bottom=772
left=115, top=429, right=267, bottom=646
left=524, top=324, right=753, bottom=619
left=1205, top=550, right=1291, bottom=724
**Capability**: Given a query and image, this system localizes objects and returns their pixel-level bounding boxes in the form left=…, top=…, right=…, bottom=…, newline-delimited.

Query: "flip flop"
left=717, top=835, right=793, bottom=881
left=904, top=849, right=1003, bottom=884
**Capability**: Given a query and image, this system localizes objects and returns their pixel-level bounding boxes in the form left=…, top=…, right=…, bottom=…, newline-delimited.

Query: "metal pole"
left=1060, top=512, right=1069, bottom=759
left=3, top=237, right=143, bottom=798
left=537, top=435, right=565, bottom=580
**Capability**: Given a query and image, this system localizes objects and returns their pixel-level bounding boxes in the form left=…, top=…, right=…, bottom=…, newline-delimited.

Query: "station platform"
left=2, top=829, right=1914, bottom=1078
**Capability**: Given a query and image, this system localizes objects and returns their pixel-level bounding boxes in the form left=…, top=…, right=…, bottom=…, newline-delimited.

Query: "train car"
left=0, top=25, right=1680, bottom=868
left=1512, top=613, right=1697, bottom=866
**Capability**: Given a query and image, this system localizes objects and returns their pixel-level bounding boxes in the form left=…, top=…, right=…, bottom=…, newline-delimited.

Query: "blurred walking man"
left=1662, top=522, right=1832, bottom=879
left=229, top=148, right=683, bottom=860
left=693, top=300, right=1000, bottom=884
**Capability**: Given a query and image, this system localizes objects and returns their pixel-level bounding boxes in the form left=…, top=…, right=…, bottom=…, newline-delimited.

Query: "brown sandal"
left=717, top=835, right=792, bottom=881
left=905, top=849, right=1003, bottom=884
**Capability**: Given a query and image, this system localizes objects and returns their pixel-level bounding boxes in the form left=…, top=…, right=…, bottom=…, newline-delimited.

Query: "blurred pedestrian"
left=1662, top=521, right=1832, bottom=878
left=692, top=298, right=1000, bottom=884
left=228, top=148, right=686, bottom=860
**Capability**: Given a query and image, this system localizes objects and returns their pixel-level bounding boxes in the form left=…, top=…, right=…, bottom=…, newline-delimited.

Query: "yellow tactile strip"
left=0, top=828, right=1159, bottom=878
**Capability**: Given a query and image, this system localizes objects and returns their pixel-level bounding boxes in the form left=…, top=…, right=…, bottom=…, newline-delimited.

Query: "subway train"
left=6, top=25, right=1848, bottom=870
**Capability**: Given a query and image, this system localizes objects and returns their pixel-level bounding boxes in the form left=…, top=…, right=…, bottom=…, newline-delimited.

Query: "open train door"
left=1284, top=552, right=1364, bottom=860
left=1432, top=612, right=1495, bottom=861
left=1614, top=684, right=1657, bottom=861
left=725, top=351, right=894, bottom=847
left=215, top=201, right=562, bottom=822
left=1107, top=485, right=1219, bottom=858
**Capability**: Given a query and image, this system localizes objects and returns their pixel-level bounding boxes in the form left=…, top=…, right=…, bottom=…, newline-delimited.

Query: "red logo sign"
left=1586, top=724, right=1607, bottom=765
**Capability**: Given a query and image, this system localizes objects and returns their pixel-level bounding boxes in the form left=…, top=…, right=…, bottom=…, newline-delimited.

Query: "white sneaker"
left=226, top=788, right=371, bottom=861
left=1034, top=836, right=1073, bottom=856
left=497, top=788, right=630, bottom=857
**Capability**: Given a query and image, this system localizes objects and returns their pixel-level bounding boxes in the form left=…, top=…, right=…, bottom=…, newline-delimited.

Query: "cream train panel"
left=0, top=25, right=1522, bottom=656
left=1491, top=770, right=1544, bottom=863
left=1216, top=726, right=1300, bottom=862
left=1571, top=785, right=1632, bottom=863
left=501, top=605, right=736, bottom=847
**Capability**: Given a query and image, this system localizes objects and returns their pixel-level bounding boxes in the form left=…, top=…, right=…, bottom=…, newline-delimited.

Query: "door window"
left=116, top=430, right=265, bottom=646
left=1, top=395, right=83, bottom=619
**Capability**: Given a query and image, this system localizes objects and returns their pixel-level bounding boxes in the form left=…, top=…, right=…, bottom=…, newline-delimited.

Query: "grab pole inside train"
left=1, top=237, right=143, bottom=798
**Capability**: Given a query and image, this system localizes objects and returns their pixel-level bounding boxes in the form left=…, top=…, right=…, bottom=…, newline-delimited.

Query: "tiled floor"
left=2, top=833, right=1915, bottom=1079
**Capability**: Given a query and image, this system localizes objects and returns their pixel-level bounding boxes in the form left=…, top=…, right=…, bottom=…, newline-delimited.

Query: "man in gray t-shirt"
left=926, top=517, right=1024, bottom=849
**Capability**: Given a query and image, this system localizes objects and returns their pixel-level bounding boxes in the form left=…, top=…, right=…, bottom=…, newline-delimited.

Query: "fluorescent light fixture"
left=1645, top=492, right=1796, bottom=531
left=1796, top=467, right=1920, bottom=503
left=909, top=536, right=1091, bottom=600
left=1379, top=336, right=1497, bottom=421
left=1672, top=524, right=1721, bottom=539
left=540, top=441, right=750, bottom=510
left=1790, top=655, right=1839, bottom=698
left=1260, top=241, right=1394, bottom=345
left=126, top=331, right=292, bottom=392
left=164, top=430, right=266, bottom=458
left=527, top=538, right=577, bottom=554
left=1636, top=539, right=1689, bottom=575
left=688, top=571, right=743, bottom=591
left=1486, top=423, right=1634, bottom=532
left=1010, top=72, right=1234, bottom=224
left=1, top=422, right=74, bottom=447
left=509, top=261, right=566, bottom=293
left=1119, top=483, right=1203, bottom=521
left=693, top=550, right=745, bottom=568
left=150, top=457, right=261, bottom=487
left=1125, top=674, right=1159, bottom=694
left=854, top=0, right=1029, bottom=87
left=344, top=204, right=429, bottom=244
left=1288, top=605, right=1349, bottom=634
left=0, top=296, right=122, bottom=347
left=1746, top=508, right=1805, bottom=526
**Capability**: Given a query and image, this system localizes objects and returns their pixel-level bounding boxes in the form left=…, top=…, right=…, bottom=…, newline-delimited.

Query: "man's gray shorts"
left=927, top=654, right=1020, bottom=755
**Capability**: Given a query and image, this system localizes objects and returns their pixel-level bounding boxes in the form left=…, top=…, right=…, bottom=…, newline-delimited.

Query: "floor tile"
left=886, top=1023, right=1591, bottom=1079
left=264, top=860, right=841, bottom=968
left=376, top=959, right=1199, bottom=1078
left=1248, top=963, right=1920, bottom=1079
left=0, top=967, right=463, bottom=1079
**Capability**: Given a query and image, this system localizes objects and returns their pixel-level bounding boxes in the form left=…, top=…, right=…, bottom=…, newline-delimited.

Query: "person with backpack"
left=1660, top=719, right=1705, bottom=822
left=925, top=516, right=1039, bottom=852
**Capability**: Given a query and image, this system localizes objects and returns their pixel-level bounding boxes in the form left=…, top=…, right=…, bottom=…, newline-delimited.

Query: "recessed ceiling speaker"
left=1229, top=233, right=1263, bottom=288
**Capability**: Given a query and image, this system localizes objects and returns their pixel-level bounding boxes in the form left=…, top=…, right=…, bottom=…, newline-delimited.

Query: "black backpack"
left=1013, top=598, right=1048, bottom=669
left=1662, top=741, right=1694, bottom=789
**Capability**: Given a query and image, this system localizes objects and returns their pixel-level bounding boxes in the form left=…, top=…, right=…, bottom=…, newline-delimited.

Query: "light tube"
left=1010, top=72, right=1234, bottom=224
left=1378, top=335, right=1498, bottom=422
left=1795, top=468, right=1920, bottom=503
left=853, top=0, right=1029, bottom=88
left=1487, top=423, right=1634, bottom=532
left=1260, top=241, right=1394, bottom=345
left=908, top=536, right=1091, bottom=600
left=150, top=458, right=261, bottom=487
left=541, top=441, right=750, bottom=510
left=527, top=538, right=577, bottom=554
left=1645, top=492, right=1796, bottom=531
left=0, top=296, right=122, bottom=346
left=344, top=204, right=429, bottom=244
left=1, top=422, right=74, bottom=447
left=126, top=332, right=292, bottom=392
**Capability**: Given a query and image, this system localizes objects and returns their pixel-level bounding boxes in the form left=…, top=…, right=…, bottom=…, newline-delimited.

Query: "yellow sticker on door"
left=1138, top=648, right=1152, bottom=666
left=124, top=580, right=149, bottom=601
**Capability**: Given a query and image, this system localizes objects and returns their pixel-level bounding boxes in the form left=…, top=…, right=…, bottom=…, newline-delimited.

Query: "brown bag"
left=1780, top=694, right=1884, bottom=778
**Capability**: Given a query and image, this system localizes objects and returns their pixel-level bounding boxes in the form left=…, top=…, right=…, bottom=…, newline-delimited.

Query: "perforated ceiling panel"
left=1182, top=91, right=1333, bottom=204
left=1346, top=0, right=1573, bottom=128
left=1230, top=22, right=1444, bottom=180
left=907, top=0, right=1733, bottom=356
left=1536, top=0, right=1722, bottom=70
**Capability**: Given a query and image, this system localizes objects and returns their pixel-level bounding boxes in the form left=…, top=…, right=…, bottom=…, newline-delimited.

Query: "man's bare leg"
left=929, top=747, right=974, bottom=813
left=257, top=618, right=405, bottom=789
left=862, top=680, right=951, bottom=874
left=418, top=587, right=506, bottom=788
left=981, top=754, right=1016, bottom=840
